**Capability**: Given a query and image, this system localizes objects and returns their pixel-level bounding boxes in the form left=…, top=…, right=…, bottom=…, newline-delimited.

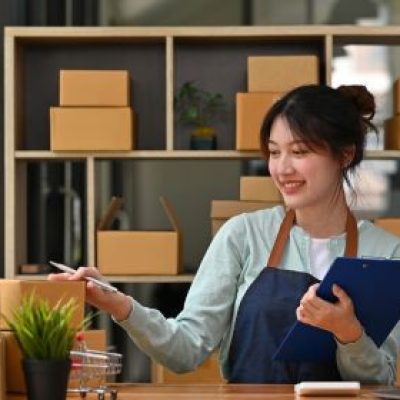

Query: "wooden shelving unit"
left=5, top=25, right=400, bottom=281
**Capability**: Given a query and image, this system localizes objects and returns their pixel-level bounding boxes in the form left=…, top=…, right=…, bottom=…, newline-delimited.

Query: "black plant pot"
left=190, top=127, right=217, bottom=150
left=23, top=359, right=71, bottom=400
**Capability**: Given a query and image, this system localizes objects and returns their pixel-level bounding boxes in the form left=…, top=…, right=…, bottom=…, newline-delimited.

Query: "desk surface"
left=6, top=383, right=387, bottom=399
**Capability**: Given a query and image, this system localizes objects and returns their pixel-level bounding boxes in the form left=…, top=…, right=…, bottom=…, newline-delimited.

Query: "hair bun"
left=337, top=85, right=375, bottom=121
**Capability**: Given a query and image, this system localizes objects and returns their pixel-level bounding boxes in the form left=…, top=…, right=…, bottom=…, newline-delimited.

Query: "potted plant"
left=175, top=81, right=227, bottom=150
left=5, top=293, right=89, bottom=400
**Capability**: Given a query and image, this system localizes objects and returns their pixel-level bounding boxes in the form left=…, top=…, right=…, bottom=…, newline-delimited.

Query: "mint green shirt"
left=117, top=206, right=400, bottom=384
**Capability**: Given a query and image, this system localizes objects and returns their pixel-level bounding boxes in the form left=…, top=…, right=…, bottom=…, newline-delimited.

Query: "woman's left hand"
left=296, top=283, right=363, bottom=344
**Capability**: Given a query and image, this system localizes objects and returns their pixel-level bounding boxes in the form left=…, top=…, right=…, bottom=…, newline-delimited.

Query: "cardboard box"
left=60, top=70, right=130, bottom=106
left=97, top=197, right=182, bottom=275
left=50, top=107, right=134, bottom=151
left=384, top=117, right=400, bottom=150
left=0, top=334, right=5, bottom=400
left=374, top=218, right=400, bottom=237
left=240, top=176, right=282, bottom=202
left=236, top=92, right=282, bottom=150
left=393, top=79, right=400, bottom=115
left=3, top=330, right=106, bottom=393
left=0, top=280, right=85, bottom=331
left=211, top=200, right=283, bottom=236
left=152, top=352, right=224, bottom=384
left=247, top=55, right=319, bottom=92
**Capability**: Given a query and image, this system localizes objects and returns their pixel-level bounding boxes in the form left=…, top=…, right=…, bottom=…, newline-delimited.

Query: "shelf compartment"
left=24, top=161, right=87, bottom=270
left=15, top=39, right=166, bottom=151
left=174, top=37, right=325, bottom=151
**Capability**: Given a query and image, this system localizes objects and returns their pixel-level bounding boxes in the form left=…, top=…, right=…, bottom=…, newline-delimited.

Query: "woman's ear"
left=342, top=145, right=356, bottom=168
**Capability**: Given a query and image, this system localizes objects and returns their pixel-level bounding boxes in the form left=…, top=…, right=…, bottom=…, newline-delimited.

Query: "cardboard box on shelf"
left=240, top=176, right=282, bottom=202
left=384, top=117, right=400, bottom=150
left=211, top=200, right=283, bottom=236
left=3, top=330, right=106, bottom=393
left=236, top=92, right=282, bottom=151
left=393, top=79, right=400, bottom=115
left=0, top=280, right=85, bottom=331
left=247, top=55, right=319, bottom=92
left=50, top=107, right=134, bottom=151
left=60, top=70, right=130, bottom=106
left=97, top=197, right=182, bottom=275
left=374, top=218, right=400, bottom=237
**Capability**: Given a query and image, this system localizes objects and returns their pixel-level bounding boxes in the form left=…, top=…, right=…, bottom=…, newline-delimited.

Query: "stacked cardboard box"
left=0, top=280, right=91, bottom=394
left=385, top=79, right=400, bottom=150
left=50, top=70, right=134, bottom=151
left=3, top=329, right=107, bottom=393
left=236, top=55, right=319, bottom=151
left=211, top=176, right=283, bottom=236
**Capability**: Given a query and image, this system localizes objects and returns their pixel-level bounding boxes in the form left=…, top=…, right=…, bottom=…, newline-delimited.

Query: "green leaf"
left=175, top=80, right=227, bottom=127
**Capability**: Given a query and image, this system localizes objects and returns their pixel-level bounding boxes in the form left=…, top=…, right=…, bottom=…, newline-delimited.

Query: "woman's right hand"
left=48, top=267, right=132, bottom=321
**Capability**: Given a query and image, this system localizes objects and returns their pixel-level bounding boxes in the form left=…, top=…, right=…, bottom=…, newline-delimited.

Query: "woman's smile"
left=279, top=180, right=305, bottom=195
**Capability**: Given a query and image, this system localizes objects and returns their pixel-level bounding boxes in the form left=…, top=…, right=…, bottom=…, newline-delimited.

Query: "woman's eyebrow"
left=268, top=139, right=307, bottom=145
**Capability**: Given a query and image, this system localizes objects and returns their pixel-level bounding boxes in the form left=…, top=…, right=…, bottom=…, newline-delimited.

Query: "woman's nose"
left=276, top=155, right=294, bottom=174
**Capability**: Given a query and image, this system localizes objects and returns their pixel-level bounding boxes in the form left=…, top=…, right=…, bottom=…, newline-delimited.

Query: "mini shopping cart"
left=69, top=349, right=123, bottom=400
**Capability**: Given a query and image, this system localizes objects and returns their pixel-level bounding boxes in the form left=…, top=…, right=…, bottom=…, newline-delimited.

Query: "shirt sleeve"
left=336, top=243, right=400, bottom=384
left=115, top=214, right=246, bottom=373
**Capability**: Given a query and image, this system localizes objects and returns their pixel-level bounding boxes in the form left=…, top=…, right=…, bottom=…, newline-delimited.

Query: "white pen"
left=49, top=261, right=118, bottom=294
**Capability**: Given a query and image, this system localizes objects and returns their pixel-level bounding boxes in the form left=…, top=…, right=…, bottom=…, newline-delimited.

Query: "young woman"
left=49, top=84, right=400, bottom=384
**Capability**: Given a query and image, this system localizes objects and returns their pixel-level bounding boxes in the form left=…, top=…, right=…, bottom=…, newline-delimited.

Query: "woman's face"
left=268, top=116, right=343, bottom=211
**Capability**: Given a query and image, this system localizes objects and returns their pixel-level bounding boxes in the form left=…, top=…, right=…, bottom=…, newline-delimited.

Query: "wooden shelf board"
left=14, top=149, right=400, bottom=160
left=16, top=274, right=194, bottom=283
left=6, top=25, right=400, bottom=40
left=15, top=150, right=262, bottom=160
left=365, top=150, right=400, bottom=160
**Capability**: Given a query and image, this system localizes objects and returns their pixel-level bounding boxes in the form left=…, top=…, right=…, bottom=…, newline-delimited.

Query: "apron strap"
left=267, top=209, right=295, bottom=268
left=267, top=208, right=358, bottom=268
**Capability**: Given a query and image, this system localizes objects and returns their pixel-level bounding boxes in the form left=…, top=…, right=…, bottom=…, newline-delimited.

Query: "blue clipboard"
left=273, top=257, right=400, bottom=362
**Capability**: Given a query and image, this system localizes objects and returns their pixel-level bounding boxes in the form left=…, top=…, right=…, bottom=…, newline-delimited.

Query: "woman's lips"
left=279, top=180, right=304, bottom=195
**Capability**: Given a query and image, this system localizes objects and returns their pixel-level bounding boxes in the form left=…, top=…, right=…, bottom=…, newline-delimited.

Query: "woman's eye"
left=293, top=148, right=309, bottom=156
left=268, top=149, right=279, bottom=157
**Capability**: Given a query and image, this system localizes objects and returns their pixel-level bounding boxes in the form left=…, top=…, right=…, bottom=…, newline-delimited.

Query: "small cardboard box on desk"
left=0, top=280, right=85, bottom=395
left=97, top=196, right=182, bottom=275
left=2, top=329, right=106, bottom=393
left=0, top=280, right=85, bottom=330
left=0, top=334, right=5, bottom=400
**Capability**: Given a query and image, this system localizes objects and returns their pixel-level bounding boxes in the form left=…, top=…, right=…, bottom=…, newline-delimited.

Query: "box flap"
left=160, top=196, right=181, bottom=233
left=97, top=197, right=124, bottom=230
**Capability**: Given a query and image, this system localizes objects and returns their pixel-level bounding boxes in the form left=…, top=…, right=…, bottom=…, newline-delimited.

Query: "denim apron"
left=228, top=209, right=358, bottom=383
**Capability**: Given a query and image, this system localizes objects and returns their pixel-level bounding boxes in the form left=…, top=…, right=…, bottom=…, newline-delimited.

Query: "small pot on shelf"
left=190, top=127, right=217, bottom=150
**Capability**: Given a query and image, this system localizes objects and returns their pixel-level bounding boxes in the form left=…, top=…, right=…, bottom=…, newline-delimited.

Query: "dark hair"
left=260, top=84, right=376, bottom=185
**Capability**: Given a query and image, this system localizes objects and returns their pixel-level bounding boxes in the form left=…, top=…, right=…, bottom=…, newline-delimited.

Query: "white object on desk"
left=294, top=381, right=360, bottom=396
left=49, top=261, right=118, bottom=293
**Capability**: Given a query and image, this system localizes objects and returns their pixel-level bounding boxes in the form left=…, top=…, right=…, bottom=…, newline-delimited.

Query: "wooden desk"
left=5, top=383, right=386, bottom=399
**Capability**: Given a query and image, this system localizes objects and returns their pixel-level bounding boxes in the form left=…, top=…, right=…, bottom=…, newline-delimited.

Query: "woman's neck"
left=295, top=197, right=349, bottom=239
